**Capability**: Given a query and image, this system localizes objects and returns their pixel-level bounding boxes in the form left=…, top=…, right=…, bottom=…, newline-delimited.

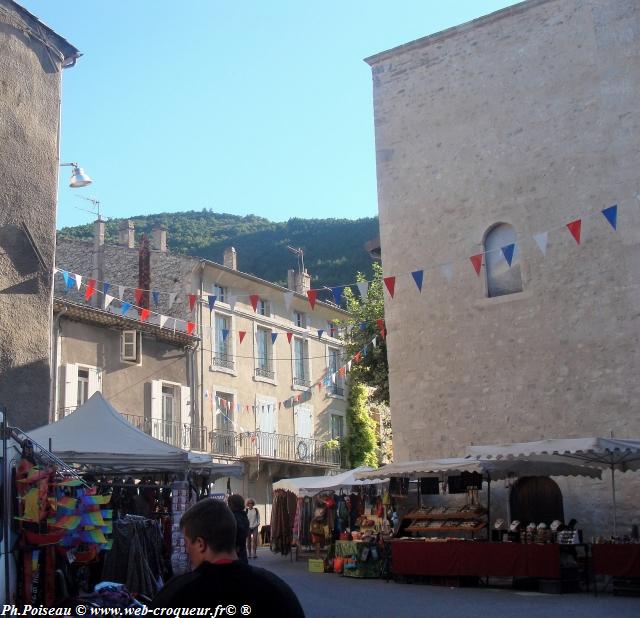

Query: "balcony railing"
left=330, top=384, right=345, bottom=396
left=121, top=413, right=207, bottom=451
left=293, top=376, right=311, bottom=388
left=114, top=415, right=340, bottom=467
left=212, top=354, right=235, bottom=370
left=255, top=366, right=275, bottom=380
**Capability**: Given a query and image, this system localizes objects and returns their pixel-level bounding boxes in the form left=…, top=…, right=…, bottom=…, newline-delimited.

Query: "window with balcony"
left=293, top=337, right=310, bottom=388
left=150, top=381, right=191, bottom=448
left=211, top=391, right=236, bottom=457
left=162, top=385, right=176, bottom=442
left=328, top=347, right=345, bottom=396
left=62, top=363, right=101, bottom=417
left=212, top=313, right=234, bottom=370
left=331, top=414, right=344, bottom=440
left=255, top=327, right=274, bottom=379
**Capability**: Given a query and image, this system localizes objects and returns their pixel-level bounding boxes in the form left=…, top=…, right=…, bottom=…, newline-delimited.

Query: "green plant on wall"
left=344, top=381, right=378, bottom=468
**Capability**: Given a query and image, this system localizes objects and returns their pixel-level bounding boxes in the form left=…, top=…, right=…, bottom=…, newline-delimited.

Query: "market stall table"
left=391, top=540, right=561, bottom=579
left=592, top=544, right=640, bottom=578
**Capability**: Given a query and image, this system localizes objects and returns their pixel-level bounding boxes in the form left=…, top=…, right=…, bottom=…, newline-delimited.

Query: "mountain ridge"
left=57, top=210, right=379, bottom=289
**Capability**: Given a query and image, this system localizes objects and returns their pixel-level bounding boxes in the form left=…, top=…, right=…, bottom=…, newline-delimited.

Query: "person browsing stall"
left=246, top=498, right=261, bottom=559
left=151, top=498, right=304, bottom=616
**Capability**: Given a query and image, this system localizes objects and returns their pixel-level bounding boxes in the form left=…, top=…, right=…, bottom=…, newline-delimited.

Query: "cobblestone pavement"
left=254, top=547, right=639, bottom=618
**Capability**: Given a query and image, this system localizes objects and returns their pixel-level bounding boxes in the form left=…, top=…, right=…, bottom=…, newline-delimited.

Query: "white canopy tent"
left=467, top=437, right=640, bottom=535
left=28, top=392, right=243, bottom=477
left=273, top=466, right=388, bottom=497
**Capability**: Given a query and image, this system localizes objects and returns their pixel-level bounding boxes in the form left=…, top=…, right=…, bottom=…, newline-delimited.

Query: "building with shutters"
left=54, top=221, right=350, bottom=520
left=366, top=0, right=640, bottom=534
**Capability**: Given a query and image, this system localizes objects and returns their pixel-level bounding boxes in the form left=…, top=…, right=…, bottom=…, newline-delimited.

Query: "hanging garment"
left=420, top=477, right=440, bottom=495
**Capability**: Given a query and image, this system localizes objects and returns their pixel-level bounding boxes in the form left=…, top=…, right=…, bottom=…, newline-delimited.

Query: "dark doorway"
left=509, top=476, right=564, bottom=524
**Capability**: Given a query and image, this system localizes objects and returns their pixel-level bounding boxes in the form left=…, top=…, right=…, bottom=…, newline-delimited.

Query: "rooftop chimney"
left=288, top=268, right=311, bottom=293
left=152, top=224, right=167, bottom=252
left=118, top=220, right=135, bottom=248
left=224, top=247, right=237, bottom=270
left=93, top=219, right=105, bottom=308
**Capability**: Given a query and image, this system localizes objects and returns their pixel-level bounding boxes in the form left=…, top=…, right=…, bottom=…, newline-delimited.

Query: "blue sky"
left=21, top=1, right=516, bottom=229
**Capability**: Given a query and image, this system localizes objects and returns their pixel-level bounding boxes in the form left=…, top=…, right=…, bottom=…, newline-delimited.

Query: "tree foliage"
left=344, top=381, right=378, bottom=468
left=340, top=262, right=389, bottom=405
left=57, top=210, right=379, bottom=290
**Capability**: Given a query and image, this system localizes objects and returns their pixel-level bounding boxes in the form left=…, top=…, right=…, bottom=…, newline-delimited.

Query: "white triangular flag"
left=168, top=292, right=177, bottom=309
left=283, top=291, right=294, bottom=313
left=228, top=294, right=237, bottom=311
left=347, top=360, right=352, bottom=372
left=331, top=373, right=336, bottom=383
left=440, top=262, right=454, bottom=283
left=372, top=337, right=377, bottom=348
left=159, top=315, right=167, bottom=329
left=117, top=285, right=125, bottom=300
left=53, top=267, right=59, bottom=275
left=356, top=281, right=369, bottom=299
left=533, top=232, right=548, bottom=256
left=104, top=294, right=114, bottom=308
left=75, top=274, right=82, bottom=290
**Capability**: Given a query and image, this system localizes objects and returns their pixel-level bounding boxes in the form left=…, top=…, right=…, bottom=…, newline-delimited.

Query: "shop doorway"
left=509, top=476, right=564, bottom=524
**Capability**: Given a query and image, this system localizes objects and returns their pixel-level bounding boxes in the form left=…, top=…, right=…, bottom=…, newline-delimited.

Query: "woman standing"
left=228, top=494, right=250, bottom=564
left=245, top=498, right=261, bottom=559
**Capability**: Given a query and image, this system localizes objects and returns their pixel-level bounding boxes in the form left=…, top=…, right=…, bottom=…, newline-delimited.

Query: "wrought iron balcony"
left=255, top=366, right=275, bottom=380
left=212, top=354, right=235, bottom=370
left=236, top=431, right=340, bottom=466
left=330, top=384, right=345, bottom=396
left=208, top=429, right=238, bottom=457
left=293, top=376, right=311, bottom=388
left=121, top=413, right=207, bottom=452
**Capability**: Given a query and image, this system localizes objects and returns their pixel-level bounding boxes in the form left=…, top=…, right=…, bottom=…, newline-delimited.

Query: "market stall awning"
left=28, top=393, right=232, bottom=475
left=273, top=466, right=387, bottom=496
left=354, top=456, right=602, bottom=481
left=467, top=437, right=640, bottom=535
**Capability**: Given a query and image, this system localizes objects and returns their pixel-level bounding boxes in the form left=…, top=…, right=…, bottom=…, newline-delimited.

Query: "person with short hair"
left=151, top=499, right=304, bottom=616
left=246, top=498, right=260, bottom=559
left=228, top=493, right=250, bottom=563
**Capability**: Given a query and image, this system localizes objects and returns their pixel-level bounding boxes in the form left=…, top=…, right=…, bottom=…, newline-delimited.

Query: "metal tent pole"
left=611, top=463, right=617, bottom=538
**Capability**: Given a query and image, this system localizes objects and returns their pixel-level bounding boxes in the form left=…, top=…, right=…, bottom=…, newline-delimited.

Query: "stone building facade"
left=366, top=0, right=640, bottom=534
left=0, top=1, right=79, bottom=429
left=56, top=225, right=349, bottom=520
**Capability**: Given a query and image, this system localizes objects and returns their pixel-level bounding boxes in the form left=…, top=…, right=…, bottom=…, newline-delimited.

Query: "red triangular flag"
left=566, top=219, right=582, bottom=244
left=470, top=253, right=483, bottom=276
left=377, top=319, right=385, bottom=332
left=84, top=278, right=96, bottom=301
left=354, top=351, right=362, bottom=363
left=383, top=276, right=396, bottom=298
left=187, top=321, right=195, bottom=335
left=380, top=328, right=386, bottom=341
left=239, top=331, right=246, bottom=344
left=286, top=332, right=293, bottom=344
left=249, top=294, right=260, bottom=312
left=307, top=289, right=317, bottom=310
left=188, top=294, right=197, bottom=312
left=338, top=367, right=346, bottom=377
left=134, top=287, right=144, bottom=306
left=140, top=308, right=150, bottom=322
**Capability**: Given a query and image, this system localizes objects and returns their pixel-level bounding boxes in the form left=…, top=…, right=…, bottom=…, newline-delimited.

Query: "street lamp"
left=60, top=162, right=92, bottom=188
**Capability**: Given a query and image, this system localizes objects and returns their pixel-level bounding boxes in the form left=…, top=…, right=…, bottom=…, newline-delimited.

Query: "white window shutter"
left=63, top=363, right=78, bottom=415
left=151, top=380, right=162, bottom=420
left=88, top=367, right=102, bottom=398
left=181, top=386, right=191, bottom=425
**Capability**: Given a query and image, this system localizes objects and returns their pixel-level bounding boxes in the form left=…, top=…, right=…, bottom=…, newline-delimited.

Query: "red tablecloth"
left=391, top=540, right=561, bottom=578
left=592, top=544, right=640, bottom=578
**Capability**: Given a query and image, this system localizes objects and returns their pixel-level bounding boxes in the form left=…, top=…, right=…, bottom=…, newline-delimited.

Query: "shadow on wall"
left=0, top=224, right=48, bottom=294
left=0, top=358, right=50, bottom=431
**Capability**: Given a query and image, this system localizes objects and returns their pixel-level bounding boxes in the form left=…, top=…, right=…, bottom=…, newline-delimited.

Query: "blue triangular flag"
left=317, top=329, right=324, bottom=339
left=208, top=295, right=217, bottom=311
left=62, top=271, right=72, bottom=288
left=152, top=291, right=160, bottom=307
left=602, top=204, right=617, bottom=230
left=502, top=243, right=516, bottom=267
left=271, top=332, right=278, bottom=344
left=411, top=270, right=424, bottom=292
left=103, top=282, right=111, bottom=296
left=359, top=322, right=367, bottom=331
left=222, top=329, right=229, bottom=342
left=363, top=345, right=368, bottom=356
left=120, top=302, right=132, bottom=315
left=331, top=286, right=343, bottom=306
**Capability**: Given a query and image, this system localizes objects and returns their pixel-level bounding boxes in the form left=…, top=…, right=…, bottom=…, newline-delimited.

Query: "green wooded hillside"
left=57, top=210, right=379, bottom=289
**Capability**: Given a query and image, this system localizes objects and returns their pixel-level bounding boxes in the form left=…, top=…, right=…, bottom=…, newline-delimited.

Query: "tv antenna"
left=74, top=195, right=108, bottom=221
left=286, top=246, right=305, bottom=275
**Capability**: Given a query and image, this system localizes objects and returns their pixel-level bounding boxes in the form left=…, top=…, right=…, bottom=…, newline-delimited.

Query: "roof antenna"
left=74, top=195, right=109, bottom=220
left=286, top=245, right=305, bottom=276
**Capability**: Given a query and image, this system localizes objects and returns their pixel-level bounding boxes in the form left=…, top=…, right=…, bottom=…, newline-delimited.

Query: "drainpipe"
left=199, top=262, right=205, bottom=436
left=49, top=308, right=66, bottom=423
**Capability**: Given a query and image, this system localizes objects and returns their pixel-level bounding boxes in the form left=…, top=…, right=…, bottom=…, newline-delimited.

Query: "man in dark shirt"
left=152, top=498, right=305, bottom=617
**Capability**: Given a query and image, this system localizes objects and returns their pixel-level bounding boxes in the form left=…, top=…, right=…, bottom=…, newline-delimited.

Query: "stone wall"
left=367, top=0, right=640, bottom=535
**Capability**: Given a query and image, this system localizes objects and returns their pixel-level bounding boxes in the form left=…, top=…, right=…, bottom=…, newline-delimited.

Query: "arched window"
left=484, top=223, right=523, bottom=298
